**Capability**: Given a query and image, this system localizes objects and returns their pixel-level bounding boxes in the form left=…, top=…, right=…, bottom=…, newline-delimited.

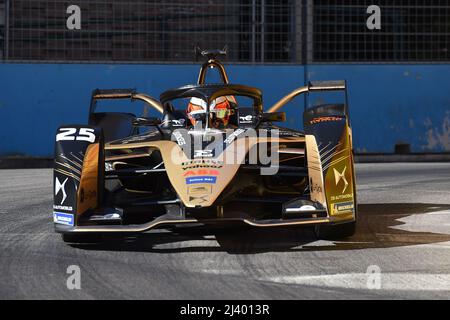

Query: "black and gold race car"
left=53, top=50, right=357, bottom=243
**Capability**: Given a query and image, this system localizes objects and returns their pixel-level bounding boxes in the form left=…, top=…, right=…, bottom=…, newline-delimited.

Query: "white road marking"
left=300, top=240, right=375, bottom=248
left=260, top=273, right=450, bottom=291
left=152, top=239, right=220, bottom=249
left=298, top=240, right=336, bottom=247
left=201, top=269, right=242, bottom=275
left=414, top=241, right=450, bottom=249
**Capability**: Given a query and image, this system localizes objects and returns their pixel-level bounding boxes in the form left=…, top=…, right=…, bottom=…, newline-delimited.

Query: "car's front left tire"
left=61, top=233, right=102, bottom=244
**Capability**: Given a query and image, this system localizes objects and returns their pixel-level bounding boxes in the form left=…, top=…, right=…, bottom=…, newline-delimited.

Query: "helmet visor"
left=188, top=109, right=206, bottom=124
left=211, top=108, right=230, bottom=119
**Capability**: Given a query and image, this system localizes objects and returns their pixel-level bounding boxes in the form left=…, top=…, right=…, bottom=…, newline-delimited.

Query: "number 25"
left=56, top=128, right=96, bottom=143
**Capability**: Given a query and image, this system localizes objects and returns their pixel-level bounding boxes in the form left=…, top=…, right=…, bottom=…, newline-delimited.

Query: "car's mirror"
left=132, top=117, right=162, bottom=126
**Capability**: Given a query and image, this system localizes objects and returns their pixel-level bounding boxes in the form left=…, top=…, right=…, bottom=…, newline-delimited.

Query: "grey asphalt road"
left=1, top=163, right=450, bottom=299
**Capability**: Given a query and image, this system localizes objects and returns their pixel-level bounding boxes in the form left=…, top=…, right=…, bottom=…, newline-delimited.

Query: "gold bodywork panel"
left=77, top=143, right=99, bottom=217
left=323, top=123, right=356, bottom=222
left=105, top=136, right=309, bottom=208
left=305, top=135, right=327, bottom=209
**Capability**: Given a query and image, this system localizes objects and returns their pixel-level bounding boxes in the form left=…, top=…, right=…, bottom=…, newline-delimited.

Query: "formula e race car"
left=53, top=49, right=357, bottom=243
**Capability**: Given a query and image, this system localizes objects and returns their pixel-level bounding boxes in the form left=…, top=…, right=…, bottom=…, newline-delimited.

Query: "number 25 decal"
left=56, top=128, right=96, bottom=143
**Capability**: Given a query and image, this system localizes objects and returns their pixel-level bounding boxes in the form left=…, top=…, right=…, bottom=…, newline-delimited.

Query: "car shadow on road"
left=71, top=203, right=450, bottom=254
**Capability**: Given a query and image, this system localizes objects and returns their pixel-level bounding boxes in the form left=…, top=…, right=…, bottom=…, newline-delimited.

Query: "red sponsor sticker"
left=183, top=169, right=219, bottom=177
left=310, top=116, right=344, bottom=124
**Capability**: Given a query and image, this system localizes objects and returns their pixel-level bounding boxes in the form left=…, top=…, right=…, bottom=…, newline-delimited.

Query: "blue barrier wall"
left=307, top=65, right=450, bottom=153
left=0, top=63, right=449, bottom=156
left=0, top=63, right=304, bottom=157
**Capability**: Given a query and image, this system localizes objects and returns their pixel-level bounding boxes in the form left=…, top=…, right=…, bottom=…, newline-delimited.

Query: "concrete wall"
left=0, top=63, right=449, bottom=156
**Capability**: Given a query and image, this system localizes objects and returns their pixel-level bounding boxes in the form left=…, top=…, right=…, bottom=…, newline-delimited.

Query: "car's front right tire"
left=314, top=221, right=356, bottom=240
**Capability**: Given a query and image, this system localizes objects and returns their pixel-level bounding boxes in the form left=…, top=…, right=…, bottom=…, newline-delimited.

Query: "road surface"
left=0, top=163, right=450, bottom=299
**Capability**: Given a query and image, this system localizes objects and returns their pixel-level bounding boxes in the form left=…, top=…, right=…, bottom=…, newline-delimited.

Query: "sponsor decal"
left=239, top=115, right=253, bottom=124
left=53, top=204, right=73, bottom=211
left=224, top=128, right=245, bottom=144
left=194, top=149, right=214, bottom=158
left=309, top=178, right=323, bottom=193
left=171, top=119, right=185, bottom=127
left=55, top=177, right=68, bottom=205
left=332, top=201, right=355, bottom=214
left=182, top=159, right=223, bottom=170
left=333, top=166, right=349, bottom=194
left=309, top=116, right=344, bottom=125
left=330, top=193, right=353, bottom=201
left=183, top=169, right=219, bottom=177
left=186, top=176, right=217, bottom=184
left=172, top=131, right=186, bottom=146
left=188, top=185, right=212, bottom=195
left=53, top=212, right=74, bottom=226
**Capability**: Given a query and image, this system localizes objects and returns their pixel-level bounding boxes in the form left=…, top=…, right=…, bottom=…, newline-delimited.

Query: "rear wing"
left=89, top=88, right=163, bottom=115
left=308, top=80, right=346, bottom=92
left=268, top=80, right=349, bottom=116
left=91, top=88, right=136, bottom=100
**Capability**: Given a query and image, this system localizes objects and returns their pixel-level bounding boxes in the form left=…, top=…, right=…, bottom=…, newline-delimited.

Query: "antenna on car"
left=195, top=45, right=227, bottom=62
left=196, top=45, right=230, bottom=84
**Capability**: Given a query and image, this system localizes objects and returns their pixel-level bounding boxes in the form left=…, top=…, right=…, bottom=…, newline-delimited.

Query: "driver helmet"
left=186, top=96, right=236, bottom=128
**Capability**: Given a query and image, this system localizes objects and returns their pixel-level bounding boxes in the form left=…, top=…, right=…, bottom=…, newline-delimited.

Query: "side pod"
left=303, top=104, right=356, bottom=223
left=53, top=125, right=104, bottom=228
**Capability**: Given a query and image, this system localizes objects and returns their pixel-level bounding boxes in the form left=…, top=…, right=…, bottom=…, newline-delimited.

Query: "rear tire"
left=314, top=221, right=356, bottom=240
left=61, top=233, right=101, bottom=244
